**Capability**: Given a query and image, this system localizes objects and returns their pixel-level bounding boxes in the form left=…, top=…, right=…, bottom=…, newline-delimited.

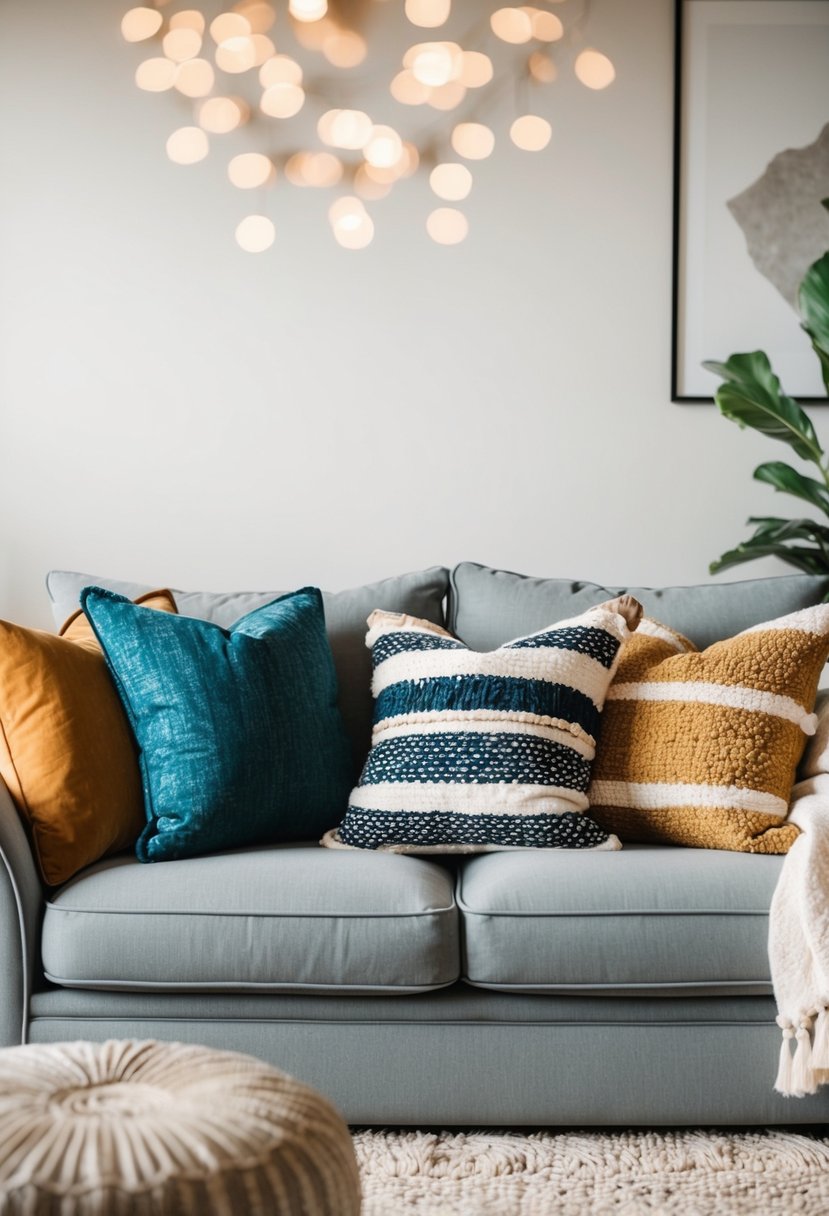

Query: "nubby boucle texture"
left=590, top=605, right=829, bottom=853
left=323, top=597, right=641, bottom=853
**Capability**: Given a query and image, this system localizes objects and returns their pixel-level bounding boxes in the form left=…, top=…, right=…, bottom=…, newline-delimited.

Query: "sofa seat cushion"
left=42, top=845, right=459, bottom=994
left=458, top=845, right=781, bottom=995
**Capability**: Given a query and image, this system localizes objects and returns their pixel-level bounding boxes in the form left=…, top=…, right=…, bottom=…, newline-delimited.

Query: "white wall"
left=1, top=0, right=825, bottom=628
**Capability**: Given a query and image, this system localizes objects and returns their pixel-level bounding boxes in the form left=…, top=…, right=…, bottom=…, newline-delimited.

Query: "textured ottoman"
left=0, top=1040, right=361, bottom=1215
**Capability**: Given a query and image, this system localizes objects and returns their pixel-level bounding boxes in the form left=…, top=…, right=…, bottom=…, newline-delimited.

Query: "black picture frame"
left=671, top=0, right=829, bottom=404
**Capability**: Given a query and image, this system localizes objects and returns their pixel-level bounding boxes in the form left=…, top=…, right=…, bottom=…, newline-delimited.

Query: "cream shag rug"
left=353, top=1128, right=829, bottom=1215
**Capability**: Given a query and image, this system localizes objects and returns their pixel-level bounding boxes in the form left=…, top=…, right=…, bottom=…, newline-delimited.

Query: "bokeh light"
left=235, top=214, right=275, bottom=251
left=574, top=49, right=615, bottom=89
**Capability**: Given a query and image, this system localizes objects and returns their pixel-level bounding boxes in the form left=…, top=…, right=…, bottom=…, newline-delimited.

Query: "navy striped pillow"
left=322, top=598, right=641, bottom=854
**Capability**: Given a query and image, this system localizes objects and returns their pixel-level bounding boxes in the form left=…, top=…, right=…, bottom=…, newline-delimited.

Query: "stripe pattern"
left=322, top=601, right=639, bottom=854
left=589, top=609, right=829, bottom=854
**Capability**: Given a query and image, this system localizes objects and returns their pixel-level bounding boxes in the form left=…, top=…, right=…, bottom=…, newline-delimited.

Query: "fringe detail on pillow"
left=775, top=1009, right=829, bottom=1096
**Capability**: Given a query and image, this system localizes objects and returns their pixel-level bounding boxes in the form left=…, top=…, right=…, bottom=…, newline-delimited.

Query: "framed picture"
left=671, top=0, right=829, bottom=402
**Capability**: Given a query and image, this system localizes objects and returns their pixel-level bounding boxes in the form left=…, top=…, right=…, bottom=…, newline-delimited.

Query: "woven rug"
left=353, top=1128, right=829, bottom=1215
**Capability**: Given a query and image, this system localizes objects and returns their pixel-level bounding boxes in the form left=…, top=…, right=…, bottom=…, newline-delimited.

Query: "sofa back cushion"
left=47, top=567, right=449, bottom=776
left=449, top=562, right=829, bottom=652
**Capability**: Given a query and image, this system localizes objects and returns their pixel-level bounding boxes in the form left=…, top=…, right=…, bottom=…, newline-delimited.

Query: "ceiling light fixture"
left=122, top=1, right=615, bottom=252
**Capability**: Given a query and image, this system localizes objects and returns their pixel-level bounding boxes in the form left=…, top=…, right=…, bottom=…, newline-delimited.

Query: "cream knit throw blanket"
left=770, top=691, right=829, bottom=1097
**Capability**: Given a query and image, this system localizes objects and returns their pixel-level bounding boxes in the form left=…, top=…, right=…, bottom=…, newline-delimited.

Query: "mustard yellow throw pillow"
left=0, top=590, right=177, bottom=885
left=589, top=605, right=829, bottom=854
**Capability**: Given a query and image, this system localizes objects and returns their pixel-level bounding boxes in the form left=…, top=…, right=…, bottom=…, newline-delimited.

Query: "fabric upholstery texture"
left=41, top=845, right=458, bottom=992
left=0, top=590, right=176, bottom=886
left=458, top=844, right=780, bottom=993
left=25, top=991, right=829, bottom=1126
left=449, top=562, right=829, bottom=651
left=323, top=599, right=640, bottom=854
left=48, top=567, right=449, bottom=775
left=0, top=1039, right=361, bottom=1215
left=82, top=586, right=353, bottom=863
left=589, top=609, right=829, bottom=853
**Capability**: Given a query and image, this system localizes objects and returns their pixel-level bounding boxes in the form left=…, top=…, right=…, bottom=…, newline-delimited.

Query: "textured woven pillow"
left=321, top=597, right=642, bottom=854
left=589, top=606, right=829, bottom=854
left=82, top=585, right=353, bottom=862
left=0, top=591, right=177, bottom=886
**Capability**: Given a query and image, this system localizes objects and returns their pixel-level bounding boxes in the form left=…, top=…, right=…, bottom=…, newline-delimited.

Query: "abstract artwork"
left=672, top=0, right=829, bottom=402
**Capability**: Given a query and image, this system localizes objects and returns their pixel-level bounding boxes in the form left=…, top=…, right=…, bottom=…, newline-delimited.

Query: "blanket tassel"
left=774, top=1024, right=795, bottom=1095
left=811, top=1006, right=829, bottom=1071
left=791, top=1017, right=817, bottom=1097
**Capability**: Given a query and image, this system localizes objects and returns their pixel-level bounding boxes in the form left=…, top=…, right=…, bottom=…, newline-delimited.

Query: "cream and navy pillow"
left=321, top=597, right=642, bottom=854
left=590, top=606, right=829, bottom=854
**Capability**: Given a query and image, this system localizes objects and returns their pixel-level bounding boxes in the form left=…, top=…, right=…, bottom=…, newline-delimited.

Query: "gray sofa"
left=3, top=561, right=829, bottom=1126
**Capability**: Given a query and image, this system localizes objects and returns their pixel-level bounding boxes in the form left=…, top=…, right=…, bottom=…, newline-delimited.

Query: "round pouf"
left=0, top=1040, right=361, bottom=1215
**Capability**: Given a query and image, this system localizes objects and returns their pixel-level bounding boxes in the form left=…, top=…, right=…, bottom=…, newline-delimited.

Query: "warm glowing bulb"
left=329, top=198, right=374, bottom=249
left=460, top=51, right=492, bottom=87
left=249, top=34, right=276, bottom=65
left=289, top=0, right=328, bottom=21
left=574, top=48, right=616, bottom=89
left=429, top=162, right=472, bottom=201
left=303, top=152, right=344, bottom=186
left=166, top=126, right=209, bottom=164
left=323, top=30, right=367, bottom=68
left=427, top=207, right=468, bottom=244
left=364, top=125, right=403, bottom=168
left=405, top=0, right=450, bottom=28
left=121, top=7, right=163, bottom=41
left=510, top=114, right=551, bottom=150
left=329, top=195, right=364, bottom=223
left=490, top=7, right=533, bottom=43
left=354, top=165, right=392, bottom=200
left=260, top=82, right=305, bottom=117
left=169, top=10, right=206, bottom=33
left=260, top=55, right=303, bottom=86
left=408, top=42, right=461, bottom=87
left=528, top=51, right=556, bottom=83
left=174, top=58, right=215, bottom=96
left=210, top=13, right=251, bottom=42
left=428, top=81, right=466, bottom=110
left=450, top=122, right=494, bottom=159
left=216, top=36, right=257, bottom=72
left=529, top=8, right=563, bottom=40
left=163, top=28, right=203, bottom=62
left=136, top=58, right=177, bottom=91
left=390, top=70, right=430, bottom=105
left=235, top=214, right=275, bottom=251
left=232, top=1, right=276, bottom=33
left=228, top=152, right=275, bottom=187
left=318, top=109, right=372, bottom=149
left=199, top=96, right=248, bottom=132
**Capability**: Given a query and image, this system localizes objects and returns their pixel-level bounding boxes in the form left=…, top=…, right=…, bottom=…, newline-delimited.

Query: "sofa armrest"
left=0, top=777, right=43, bottom=1045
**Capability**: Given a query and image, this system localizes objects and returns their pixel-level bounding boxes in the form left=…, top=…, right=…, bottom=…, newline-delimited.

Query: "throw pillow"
left=589, top=606, right=829, bottom=853
left=321, top=596, right=642, bottom=854
left=0, top=590, right=177, bottom=886
left=81, top=585, right=353, bottom=863
left=47, top=566, right=450, bottom=777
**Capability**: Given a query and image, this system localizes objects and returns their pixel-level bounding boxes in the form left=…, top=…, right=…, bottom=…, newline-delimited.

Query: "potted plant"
left=704, top=200, right=829, bottom=583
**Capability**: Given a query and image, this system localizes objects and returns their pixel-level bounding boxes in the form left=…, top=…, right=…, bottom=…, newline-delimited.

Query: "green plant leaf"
left=710, top=540, right=827, bottom=577
left=799, top=251, right=829, bottom=396
left=753, top=461, right=829, bottom=516
left=745, top=516, right=829, bottom=557
left=701, top=351, right=823, bottom=464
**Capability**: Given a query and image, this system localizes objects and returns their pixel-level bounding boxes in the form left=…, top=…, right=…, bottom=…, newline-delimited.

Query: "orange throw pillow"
left=0, top=590, right=177, bottom=885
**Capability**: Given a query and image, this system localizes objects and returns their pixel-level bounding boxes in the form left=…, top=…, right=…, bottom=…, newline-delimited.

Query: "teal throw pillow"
left=81, top=586, right=353, bottom=863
